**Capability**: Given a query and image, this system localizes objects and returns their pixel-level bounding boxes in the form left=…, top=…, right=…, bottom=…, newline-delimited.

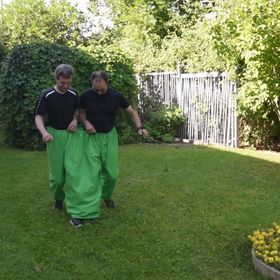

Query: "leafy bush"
left=0, top=0, right=86, bottom=48
left=0, top=44, right=6, bottom=66
left=0, top=44, right=7, bottom=121
left=144, top=107, right=186, bottom=143
left=94, top=0, right=213, bottom=73
left=0, top=42, right=138, bottom=149
left=212, top=0, right=280, bottom=148
left=138, top=77, right=185, bottom=143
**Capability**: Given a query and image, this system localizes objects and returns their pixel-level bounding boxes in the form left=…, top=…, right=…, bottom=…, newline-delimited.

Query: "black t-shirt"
left=35, top=87, right=79, bottom=130
left=80, top=88, right=130, bottom=133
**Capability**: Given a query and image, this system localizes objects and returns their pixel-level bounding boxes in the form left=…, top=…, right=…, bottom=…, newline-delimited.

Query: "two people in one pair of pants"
left=35, top=65, right=148, bottom=227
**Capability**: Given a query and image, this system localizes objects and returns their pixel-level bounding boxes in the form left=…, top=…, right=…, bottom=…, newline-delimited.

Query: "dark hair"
left=55, top=64, right=74, bottom=80
left=91, top=70, right=109, bottom=83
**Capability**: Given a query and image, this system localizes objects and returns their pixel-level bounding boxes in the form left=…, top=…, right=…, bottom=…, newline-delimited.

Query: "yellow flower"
left=267, top=257, right=274, bottom=263
left=250, top=224, right=280, bottom=266
left=250, top=236, right=256, bottom=242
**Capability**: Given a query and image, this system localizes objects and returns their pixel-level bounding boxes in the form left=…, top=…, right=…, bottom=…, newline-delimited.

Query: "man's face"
left=56, top=76, right=72, bottom=93
left=92, top=76, right=107, bottom=95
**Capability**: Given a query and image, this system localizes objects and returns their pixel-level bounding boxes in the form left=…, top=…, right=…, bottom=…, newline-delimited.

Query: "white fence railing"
left=137, top=71, right=238, bottom=147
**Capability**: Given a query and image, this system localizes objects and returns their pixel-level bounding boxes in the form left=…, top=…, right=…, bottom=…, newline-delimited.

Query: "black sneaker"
left=104, top=199, right=115, bottom=208
left=70, top=218, right=83, bottom=228
left=53, top=200, right=63, bottom=210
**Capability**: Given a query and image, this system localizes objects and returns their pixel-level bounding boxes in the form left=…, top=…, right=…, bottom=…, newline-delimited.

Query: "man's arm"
left=79, top=109, right=96, bottom=133
left=35, top=115, right=53, bottom=143
left=125, top=105, right=148, bottom=137
left=67, top=109, right=78, bottom=132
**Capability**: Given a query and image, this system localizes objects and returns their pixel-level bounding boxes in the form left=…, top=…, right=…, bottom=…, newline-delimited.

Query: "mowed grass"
left=0, top=136, right=280, bottom=280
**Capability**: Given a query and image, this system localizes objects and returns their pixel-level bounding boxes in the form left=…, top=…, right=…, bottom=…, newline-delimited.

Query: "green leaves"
left=211, top=0, right=280, bottom=148
left=138, top=85, right=185, bottom=142
left=90, top=0, right=210, bottom=72
left=0, top=0, right=85, bottom=49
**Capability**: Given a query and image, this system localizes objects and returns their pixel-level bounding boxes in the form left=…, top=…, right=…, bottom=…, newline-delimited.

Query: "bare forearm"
left=35, top=115, right=53, bottom=142
left=79, top=109, right=88, bottom=124
left=35, top=115, right=47, bottom=136
left=79, top=109, right=96, bottom=133
left=73, top=109, right=78, bottom=121
left=126, top=106, right=148, bottom=137
left=130, top=110, right=142, bottom=129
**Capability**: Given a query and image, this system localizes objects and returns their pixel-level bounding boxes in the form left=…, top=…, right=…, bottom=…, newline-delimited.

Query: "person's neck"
left=95, top=87, right=108, bottom=96
left=54, top=85, right=66, bottom=94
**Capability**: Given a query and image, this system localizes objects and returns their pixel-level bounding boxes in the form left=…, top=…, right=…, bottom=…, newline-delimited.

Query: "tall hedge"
left=0, top=44, right=6, bottom=66
left=0, top=42, right=137, bottom=149
left=212, top=0, right=280, bottom=148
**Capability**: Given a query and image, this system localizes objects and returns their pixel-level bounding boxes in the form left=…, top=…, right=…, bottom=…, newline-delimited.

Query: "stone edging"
left=252, top=249, right=280, bottom=280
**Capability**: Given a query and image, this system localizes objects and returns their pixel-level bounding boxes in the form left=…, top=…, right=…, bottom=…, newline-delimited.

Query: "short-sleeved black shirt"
left=80, top=88, right=130, bottom=133
left=35, top=87, right=79, bottom=130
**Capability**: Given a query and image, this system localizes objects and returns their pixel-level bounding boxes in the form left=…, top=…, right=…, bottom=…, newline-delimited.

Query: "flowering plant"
left=249, top=223, right=280, bottom=268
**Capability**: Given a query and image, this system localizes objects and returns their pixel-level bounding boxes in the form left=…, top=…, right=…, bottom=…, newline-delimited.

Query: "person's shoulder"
left=108, top=88, right=123, bottom=96
left=68, top=87, right=78, bottom=96
left=40, top=87, right=55, bottom=98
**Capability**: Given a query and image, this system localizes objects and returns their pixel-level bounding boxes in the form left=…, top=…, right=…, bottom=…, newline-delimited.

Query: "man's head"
left=55, top=64, right=74, bottom=93
left=91, top=70, right=109, bottom=95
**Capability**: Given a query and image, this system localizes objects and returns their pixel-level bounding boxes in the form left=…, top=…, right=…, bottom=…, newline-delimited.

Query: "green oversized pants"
left=47, top=127, right=68, bottom=202
left=47, top=127, right=119, bottom=219
left=88, top=128, right=119, bottom=201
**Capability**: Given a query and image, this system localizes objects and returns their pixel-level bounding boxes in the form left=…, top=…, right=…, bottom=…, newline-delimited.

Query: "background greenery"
left=138, top=82, right=186, bottom=143
left=0, top=0, right=279, bottom=148
left=212, top=0, right=280, bottom=149
left=89, top=0, right=280, bottom=148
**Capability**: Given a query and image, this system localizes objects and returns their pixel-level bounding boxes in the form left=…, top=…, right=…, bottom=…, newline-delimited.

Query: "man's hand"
left=67, top=119, right=78, bottom=132
left=138, top=128, right=148, bottom=138
left=42, top=132, right=53, bottom=143
left=84, top=121, right=96, bottom=134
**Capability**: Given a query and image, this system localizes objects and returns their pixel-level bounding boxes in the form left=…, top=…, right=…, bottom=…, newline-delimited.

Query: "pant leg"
left=100, top=128, right=119, bottom=200
left=65, top=130, right=102, bottom=219
left=47, top=127, right=68, bottom=201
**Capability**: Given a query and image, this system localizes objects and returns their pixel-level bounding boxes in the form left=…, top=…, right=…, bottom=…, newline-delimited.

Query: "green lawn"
left=0, top=137, right=280, bottom=280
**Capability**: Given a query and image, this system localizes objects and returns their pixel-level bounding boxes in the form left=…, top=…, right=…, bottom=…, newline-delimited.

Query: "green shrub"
left=0, top=44, right=7, bottom=66
left=212, top=0, right=280, bottom=148
left=144, top=106, right=185, bottom=143
left=0, top=42, right=138, bottom=149
left=138, top=79, right=185, bottom=143
left=0, top=44, right=7, bottom=121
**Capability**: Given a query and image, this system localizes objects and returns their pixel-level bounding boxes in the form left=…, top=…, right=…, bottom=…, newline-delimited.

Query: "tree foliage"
left=212, top=0, right=280, bottom=147
left=89, top=0, right=211, bottom=72
left=0, top=0, right=86, bottom=48
left=1, top=0, right=279, bottom=148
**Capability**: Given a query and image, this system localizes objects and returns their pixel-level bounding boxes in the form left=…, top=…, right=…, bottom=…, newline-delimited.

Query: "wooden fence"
left=136, top=71, right=238, bottom=147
